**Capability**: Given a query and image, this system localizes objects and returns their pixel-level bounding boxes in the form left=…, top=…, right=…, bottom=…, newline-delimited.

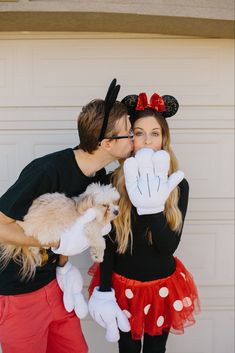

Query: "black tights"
left=118, top=331, right=169, bottom=353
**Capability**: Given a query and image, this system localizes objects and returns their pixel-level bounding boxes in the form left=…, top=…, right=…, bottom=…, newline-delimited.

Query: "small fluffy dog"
left=0, top=183, right=120, bottom=281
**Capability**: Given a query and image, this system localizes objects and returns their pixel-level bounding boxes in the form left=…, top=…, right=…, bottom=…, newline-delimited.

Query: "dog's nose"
left=113, top=209, right=119, bottom=216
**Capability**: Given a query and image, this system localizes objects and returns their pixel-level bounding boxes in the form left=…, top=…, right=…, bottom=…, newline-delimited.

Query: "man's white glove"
left=124, top=148, right=184, bottom=215
left=88, top=287, right=131, bottom=342
left=52, top=208, right=111, bottom=256
left=56, top=261, right=88, bottom=319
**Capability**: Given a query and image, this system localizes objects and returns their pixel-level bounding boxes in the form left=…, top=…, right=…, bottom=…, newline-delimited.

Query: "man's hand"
left=52, top=208, right=111, bottom=256
left=56, top=261, right=88, bottom=319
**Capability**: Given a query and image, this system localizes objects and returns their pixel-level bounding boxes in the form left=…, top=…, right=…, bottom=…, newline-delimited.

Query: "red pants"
left=0, top=280, right=88, bottom=353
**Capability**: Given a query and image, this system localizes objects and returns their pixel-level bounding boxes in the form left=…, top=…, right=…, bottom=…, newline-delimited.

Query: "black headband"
left=98, top=78, right=120, bottom=142
left=121, top=93, right=179, bottom=121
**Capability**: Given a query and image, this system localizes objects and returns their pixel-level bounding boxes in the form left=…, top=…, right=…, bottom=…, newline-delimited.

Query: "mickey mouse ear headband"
left=121, top=92, right=179, bottom=119
left=98, top=78, right=120, bottom=142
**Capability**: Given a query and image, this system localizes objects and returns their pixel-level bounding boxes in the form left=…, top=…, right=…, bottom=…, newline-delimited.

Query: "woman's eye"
left=152, top=133, right=159, bottom=137
left=135, top=132, right=143, bottom=136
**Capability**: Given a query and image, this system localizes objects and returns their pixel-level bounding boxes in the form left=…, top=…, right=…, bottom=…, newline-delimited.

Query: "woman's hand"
left=88, top=287, right=130, bottom=342
left=124, top=148, right=184, bottom=215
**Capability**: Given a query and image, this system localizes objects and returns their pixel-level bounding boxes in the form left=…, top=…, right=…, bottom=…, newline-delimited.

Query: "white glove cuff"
left=137, top=206, right=164, bottom=215
left=93, top=286, right=115, bottom=300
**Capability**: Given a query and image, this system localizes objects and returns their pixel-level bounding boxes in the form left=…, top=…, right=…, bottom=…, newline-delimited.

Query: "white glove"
left=56, top=261, right=88, bottom=319
left=124, top=148, right=184, bottom=215
left=88, top=287, right=131, bottom=342
left=52, top=208, right=111, bottom=256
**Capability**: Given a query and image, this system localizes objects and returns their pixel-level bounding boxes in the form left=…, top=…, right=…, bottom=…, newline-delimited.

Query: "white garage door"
left=0, top=33, right=234, bottom=353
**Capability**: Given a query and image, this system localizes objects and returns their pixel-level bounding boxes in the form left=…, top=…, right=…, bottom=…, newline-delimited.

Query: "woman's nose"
left=145, top=135, right=152, bottom=144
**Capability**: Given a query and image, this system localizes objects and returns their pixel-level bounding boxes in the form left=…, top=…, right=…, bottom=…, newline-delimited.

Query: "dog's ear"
left=75, top=195, right=95, bottom=214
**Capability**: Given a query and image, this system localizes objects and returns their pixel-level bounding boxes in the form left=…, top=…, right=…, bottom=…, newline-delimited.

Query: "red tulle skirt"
left=88, top=257, right=200, bottom=340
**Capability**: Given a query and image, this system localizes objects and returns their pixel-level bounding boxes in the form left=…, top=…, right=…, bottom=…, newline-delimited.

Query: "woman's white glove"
left=52, top=208, right=111, bottom=256
left=56, top=261, right=88, bottom=319
left=88, top=287, right=131, bottom=342
left=124, top=148, right=184, bottom=215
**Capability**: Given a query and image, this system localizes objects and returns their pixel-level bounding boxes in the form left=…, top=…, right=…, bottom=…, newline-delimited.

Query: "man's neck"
left=73, top=149, right=114, bottom=177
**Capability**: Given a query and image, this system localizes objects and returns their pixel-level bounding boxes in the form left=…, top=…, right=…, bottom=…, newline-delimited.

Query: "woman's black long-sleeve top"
left=99, top=178, right=189, bottom=291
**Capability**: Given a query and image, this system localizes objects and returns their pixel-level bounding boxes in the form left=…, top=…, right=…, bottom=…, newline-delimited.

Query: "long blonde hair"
left=111, top=110, right=182, bottom=254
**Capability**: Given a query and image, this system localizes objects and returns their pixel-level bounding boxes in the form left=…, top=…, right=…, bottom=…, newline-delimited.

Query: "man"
left=0, top=79, right=133, bottom=353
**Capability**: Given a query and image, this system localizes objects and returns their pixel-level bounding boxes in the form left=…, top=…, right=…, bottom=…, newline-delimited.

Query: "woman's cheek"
left=133, top=140, right=141, bottom=152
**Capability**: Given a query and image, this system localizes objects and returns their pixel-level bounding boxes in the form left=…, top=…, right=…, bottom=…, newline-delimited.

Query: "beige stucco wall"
left=0, top=0, right=234, bottom=37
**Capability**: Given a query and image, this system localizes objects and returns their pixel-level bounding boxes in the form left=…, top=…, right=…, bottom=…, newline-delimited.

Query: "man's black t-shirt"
left=0, top=148, right=106, bottom=295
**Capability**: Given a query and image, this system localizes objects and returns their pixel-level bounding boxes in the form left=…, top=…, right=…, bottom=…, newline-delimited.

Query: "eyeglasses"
left=107, top=130, right=134, bottom=140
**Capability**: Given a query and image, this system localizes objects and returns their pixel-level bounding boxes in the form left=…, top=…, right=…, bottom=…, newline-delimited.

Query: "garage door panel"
left=170, top=106, right=234, bottom=129
left=29, top=39, right=235, bottom=106
left=32, top=56, right=217, bottom=100
left=175, top=223, right=234, bottom=286
left=0, top=39, right=233, bottom=106
left=168, top=310, right=234, bottom=353
left=188, top=197, right=234, bottom=221
left=0, top=131, right=77, bottom=194
left=0, top=129, right=233, bottom=199
left=81, top=309, right=234, bottom=353
left=0, top=107, right=77, bottom=130
left=0, top=144, right=20, bottom=193
left=0, top=43, right=15, bottom=98
left=172, top=131, right=234, bottom=198
left=0, top=106, right=234, bottom=130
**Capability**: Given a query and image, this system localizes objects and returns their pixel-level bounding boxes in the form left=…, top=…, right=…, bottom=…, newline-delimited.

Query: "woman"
left=88, top=92, right=200, bottom=353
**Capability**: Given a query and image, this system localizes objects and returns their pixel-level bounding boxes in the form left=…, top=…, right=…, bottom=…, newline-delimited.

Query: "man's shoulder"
left=24, top=148, right=73, bottom=175
left=31, top=148, right=72, bottom=167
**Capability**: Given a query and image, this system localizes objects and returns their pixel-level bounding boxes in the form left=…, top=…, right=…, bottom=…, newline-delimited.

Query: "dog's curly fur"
left=0, top=183, right=120, bottom=281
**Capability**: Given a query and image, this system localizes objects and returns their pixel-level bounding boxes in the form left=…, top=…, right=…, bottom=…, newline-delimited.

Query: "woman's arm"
left=147, top=178, right=189, bottom=255
left=99, top=232, right=117, bottom=291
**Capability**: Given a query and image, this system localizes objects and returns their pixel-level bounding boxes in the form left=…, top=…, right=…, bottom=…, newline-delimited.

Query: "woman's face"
left=133, top=116, right=163, bottom=153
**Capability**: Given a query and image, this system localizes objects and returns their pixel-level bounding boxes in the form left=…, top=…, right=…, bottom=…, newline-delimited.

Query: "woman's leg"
left=118, top=331, right=142, bottom=353
left=143, top=331, right=169, bottom=353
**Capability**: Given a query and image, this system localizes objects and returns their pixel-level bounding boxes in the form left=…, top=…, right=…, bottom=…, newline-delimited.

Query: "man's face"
left=109, top=115, right=134, bottom=159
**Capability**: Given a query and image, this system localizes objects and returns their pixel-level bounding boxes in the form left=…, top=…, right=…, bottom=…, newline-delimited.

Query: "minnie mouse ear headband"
left=98, top=78, right=120, bottom=142
left=121, top=92, right=179, bottom=121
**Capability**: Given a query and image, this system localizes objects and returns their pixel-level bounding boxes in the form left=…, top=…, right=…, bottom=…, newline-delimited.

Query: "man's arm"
left=58, top=255, right=69, bottom=266
left=0, top=211, right=59, bottom=248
